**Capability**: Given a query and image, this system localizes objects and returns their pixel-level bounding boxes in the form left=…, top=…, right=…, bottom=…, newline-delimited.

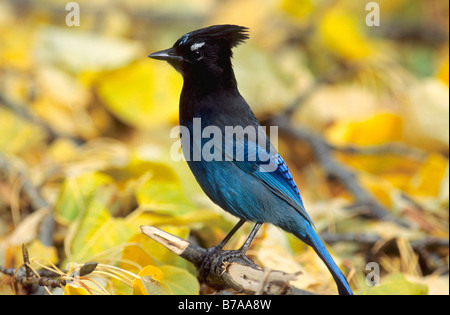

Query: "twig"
left=369, top=22, right=448, bottom=45
left=0, top=245, right=98, bottom=292
left=22, top=244, right=34, bottom=279
left=0, top=266, right=15, bottom=277
left=321, top=232, right=449, bottom=250
left=0, top=266, right=64, bottom=279
left=140, top=225, right=315, bottom=295
left=0, top=154, right=54, bottom=246
left=330, top=142, right=427, bottom=161
left=16, top=274, right=66, bottom=288
left=0, top=93, right=83, bottom=145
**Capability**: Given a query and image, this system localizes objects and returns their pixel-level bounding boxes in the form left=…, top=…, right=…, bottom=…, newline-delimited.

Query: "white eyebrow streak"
left=190, top=42, right=205, bottom=51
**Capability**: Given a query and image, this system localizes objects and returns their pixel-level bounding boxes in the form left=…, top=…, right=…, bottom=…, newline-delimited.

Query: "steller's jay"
left=148, top=24, right=353, bottom=295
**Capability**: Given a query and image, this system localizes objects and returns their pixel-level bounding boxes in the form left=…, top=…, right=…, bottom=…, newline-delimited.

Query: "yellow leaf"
left=64, top=283, right=90, bottom=295
left=0, top=25, right=33, bottom=69
left=26, top=240, right=58, bottom=265
left=47, top=138, right=79, bottom=163
left=0, top=109, right=44, bottom=154
left=408, top=154, right=449, bottom=197
left=383, top=173, right=417, bottom=192
left=326, top=113, right=403, bottom=146
left=359, top=174, right=394, bottom=208
left=436, top=57, right=449, bottom=85
left=36, top=66, right=89, bottom=110
left=97, top=59, right=181, bottom=129
left=32, top=95, right=80, bottom=137
left=279, top=0, right=313, bottom=20
left=120, top=234, right=156, bottom=274
left=133, top=265, right=169, bottom=295
left=319, top=6, right=374, bottom=60
left=139, top=265, right=164, bottom=281
left=7, top=242, right=57, bottom=273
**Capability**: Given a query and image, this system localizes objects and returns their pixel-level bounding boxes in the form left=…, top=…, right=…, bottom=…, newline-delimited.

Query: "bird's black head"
left=149, top=25, right=249, bottom=86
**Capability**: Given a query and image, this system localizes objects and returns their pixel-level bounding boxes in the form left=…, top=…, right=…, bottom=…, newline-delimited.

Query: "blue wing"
left=221, top=129, right=315, bottom=227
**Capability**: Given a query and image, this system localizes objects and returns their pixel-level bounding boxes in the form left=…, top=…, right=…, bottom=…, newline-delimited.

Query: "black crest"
left=176, top=24, right=250, bottom=49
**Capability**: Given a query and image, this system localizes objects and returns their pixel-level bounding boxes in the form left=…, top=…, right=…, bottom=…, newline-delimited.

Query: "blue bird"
left=149, top=25, right=353, bottom=295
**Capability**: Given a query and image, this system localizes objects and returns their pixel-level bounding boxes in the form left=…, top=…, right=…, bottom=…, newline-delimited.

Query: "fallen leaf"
left=359, top=273, right=428, bottom=295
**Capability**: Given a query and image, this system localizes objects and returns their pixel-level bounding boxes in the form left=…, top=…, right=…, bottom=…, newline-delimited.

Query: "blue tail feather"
left=298, top=224, right=353, bottom=295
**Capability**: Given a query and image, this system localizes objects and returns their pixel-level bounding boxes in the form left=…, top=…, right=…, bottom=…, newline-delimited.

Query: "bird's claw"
left=198, top=246, right=256, bottom=281
left=198, top=245, right=221, bottom=281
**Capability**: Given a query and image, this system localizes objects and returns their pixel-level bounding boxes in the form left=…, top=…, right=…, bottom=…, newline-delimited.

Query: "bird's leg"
left=236, top=222, right=262, bottom=254
left=199, top=221, right=263, bottom=281
left=199, top=219, right=245, bottom=279
left=216, top=218, right=246, bottom=250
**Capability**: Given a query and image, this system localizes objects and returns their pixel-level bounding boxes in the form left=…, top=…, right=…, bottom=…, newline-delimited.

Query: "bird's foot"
left=198, top=245, right=222, bottom=281
left=198, top=246, right=256, bottom=281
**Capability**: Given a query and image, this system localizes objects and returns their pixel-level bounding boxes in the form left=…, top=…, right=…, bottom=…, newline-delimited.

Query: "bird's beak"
left=148, top=47, right=182, bottom=61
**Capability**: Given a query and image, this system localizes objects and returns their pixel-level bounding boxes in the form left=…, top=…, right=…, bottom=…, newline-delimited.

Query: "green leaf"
left=55, top=172, right=113, bottom=223
left=66, top=194, right=134, bottom=262
left=136, top=275, right=171, bottom=295
left=135, top=178, right=195, bottom=216
left=359, top=273, right=428, bottom=295
left=159, top=265, right=200, bottom=295
left=0, top=108, right=44, bottom=154
left=133, top=265, right=198, bottom=295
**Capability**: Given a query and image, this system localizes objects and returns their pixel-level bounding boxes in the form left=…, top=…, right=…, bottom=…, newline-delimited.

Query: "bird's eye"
left=190, top=42, right=205, bottom=60
left=192, top=50, right=202, bottom=59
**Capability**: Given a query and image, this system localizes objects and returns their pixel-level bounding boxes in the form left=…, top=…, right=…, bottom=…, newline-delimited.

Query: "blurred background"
left=0, top=0, right=448, bottom=295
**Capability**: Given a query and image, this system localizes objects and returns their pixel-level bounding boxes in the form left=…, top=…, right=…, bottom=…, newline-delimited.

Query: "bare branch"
left=0, top=154, right=54, bottom=246
left=0, top=246, right=98, bottom=292
left=140, top=225, right=315, bottom=295
left=330, top=142, right=428, bottom=161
